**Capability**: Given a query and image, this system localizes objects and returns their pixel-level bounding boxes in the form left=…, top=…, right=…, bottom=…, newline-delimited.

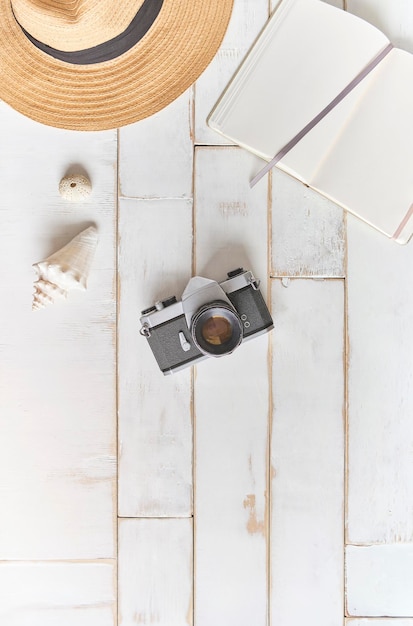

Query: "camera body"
left=139, top=268, right=273, bottom=375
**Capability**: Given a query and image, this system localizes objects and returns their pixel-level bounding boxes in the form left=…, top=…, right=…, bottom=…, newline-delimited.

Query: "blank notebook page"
left=311, top=49, right=413, bottom=241
left=209, top=0, right=389, bottom=181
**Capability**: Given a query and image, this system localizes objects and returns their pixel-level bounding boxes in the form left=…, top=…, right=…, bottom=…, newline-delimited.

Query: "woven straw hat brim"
left=0, top=0, right=234, bottom=130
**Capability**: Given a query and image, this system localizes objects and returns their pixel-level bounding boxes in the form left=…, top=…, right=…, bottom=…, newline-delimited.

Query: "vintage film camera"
left=139, top=268, right=273, bottom=375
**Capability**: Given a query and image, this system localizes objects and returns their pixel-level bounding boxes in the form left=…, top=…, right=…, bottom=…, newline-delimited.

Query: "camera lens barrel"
left=191, top=300, right=243, bottom=357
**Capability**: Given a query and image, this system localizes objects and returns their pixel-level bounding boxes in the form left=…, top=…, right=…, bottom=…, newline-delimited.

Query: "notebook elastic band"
left=392, top=202, right=413, bottom=241
left=250, top=42, right=394, bottom=188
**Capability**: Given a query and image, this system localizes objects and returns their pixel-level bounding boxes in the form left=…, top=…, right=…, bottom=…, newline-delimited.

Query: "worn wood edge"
left=117, top=196, right=193, bottom=517
left=270, top=277, right=345, bottom=626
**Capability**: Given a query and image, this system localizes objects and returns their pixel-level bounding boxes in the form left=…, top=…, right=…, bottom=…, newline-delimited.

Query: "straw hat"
left=0, top=0, right=234, bottom=130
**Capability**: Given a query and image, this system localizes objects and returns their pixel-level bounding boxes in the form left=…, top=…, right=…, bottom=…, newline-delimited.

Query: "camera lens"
left=201, top=315, right=233, bottom=346
left=191, top=301, right=243, bottom=357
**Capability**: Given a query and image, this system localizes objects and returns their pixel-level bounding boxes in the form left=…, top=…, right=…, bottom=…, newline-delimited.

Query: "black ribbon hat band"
left=16, top=0, right=164, bottom=65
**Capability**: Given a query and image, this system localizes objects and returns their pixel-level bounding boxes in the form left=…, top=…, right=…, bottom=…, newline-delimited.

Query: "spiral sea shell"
left=32, top=226, right=98, bottom=310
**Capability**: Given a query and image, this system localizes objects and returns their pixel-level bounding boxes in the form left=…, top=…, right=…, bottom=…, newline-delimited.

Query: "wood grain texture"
left=346, top=544, right=413, bottom=617
left=118, top=198, right=193, bottom=517
left=0, top=561, right=116, bottom=626
left=194, top=339, right=270, bottom=626
left=119, top=89, right=193, bottom=199
left=119, top=518, right=193, bottom=626
left=3, top=0, right=412, bottom=621
left=194, top=147, right=269, bottom=296
left=345, top=0, right=413, bottom=617
left=0, top=103, right=117, bottom=560
left=195, top=0, right=269, bottom=145
left=347, top=216, right=413, bottom=544
left=271, top=278, right=345, bottom=626
left=194, top=146, right=269, bottom=626
left=270, top=168, right=345, bottom=278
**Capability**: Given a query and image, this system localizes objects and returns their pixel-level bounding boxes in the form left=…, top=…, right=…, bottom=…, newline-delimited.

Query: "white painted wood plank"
left=195, top=0, right=269, bottom=145
left=271, top=278, right=345, bottom=626
left=0, top=561, right=115, bottom=626
left=347, top=216, right=413, bottom=544
left=347, top=621, right=413, bottom=625
left=340, top=0, right=413, bottom=613
left=0, top=103, right=116, bottom=559
left=271, top=168, right=345, bottom=277
left=119, top=518, right=192, bottom=626
left=194, top=146, right=269, bottom=626
left=118, top=198, right=193, bottom=517
left=347, top=0, right=413, bottom=53
left=346, top=617, right=413, bottom=626
left=194, top=337, right=270, bottom=626
left=194, top=147, right=269, bottom=297
left=346, top=545, right=413, bottom=617
left=119, top=89, right=193, bottom=199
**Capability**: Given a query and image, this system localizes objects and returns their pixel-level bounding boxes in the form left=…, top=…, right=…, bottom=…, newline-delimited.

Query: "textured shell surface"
left=59, top=173, right=92, bottom=201
left=32, top=226, right=98, bottom=310
left=32, top=279, right=67, bottom=310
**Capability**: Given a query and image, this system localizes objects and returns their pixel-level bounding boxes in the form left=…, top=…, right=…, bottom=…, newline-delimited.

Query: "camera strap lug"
left=248, top=275, right=260, bottom=290
left=140, top=323, right=152, bottom=338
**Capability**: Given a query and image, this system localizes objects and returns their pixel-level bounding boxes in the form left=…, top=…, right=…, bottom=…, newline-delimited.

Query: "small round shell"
left=59, top=174, right=92, bottom=202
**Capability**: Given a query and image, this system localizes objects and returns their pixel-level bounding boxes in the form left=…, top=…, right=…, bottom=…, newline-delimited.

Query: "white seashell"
left=32, top=226, right=98, bottom=310
left=59, top=173, right=92, bottom=201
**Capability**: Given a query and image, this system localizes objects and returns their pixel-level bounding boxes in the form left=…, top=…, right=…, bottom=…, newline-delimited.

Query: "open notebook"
left=208, top=0, right=413, bottom=243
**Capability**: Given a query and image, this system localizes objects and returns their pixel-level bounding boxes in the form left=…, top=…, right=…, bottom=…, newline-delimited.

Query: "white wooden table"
left=1, top=1, right=413, bottom=625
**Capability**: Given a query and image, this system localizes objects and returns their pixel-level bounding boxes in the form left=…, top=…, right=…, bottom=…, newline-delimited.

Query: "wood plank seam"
left=116, top=126, right=120, bottom=626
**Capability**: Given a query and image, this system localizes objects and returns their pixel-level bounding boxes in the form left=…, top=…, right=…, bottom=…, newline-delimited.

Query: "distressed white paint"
left=345, top=617, right=413, bottom=626
left=194, top=146, right=269, bottom=626
left=194, top=337, right=270, bottom=626
left=194, top=147, right=269, bottom=296
left=347, top=215, right=413, bottom=544
left=2, top=0, right=413, bottom=620
left=345, top=0, right=413, bottom=617
left=195, top=0, right=269, bottom=145
left=118, top=198, right=193, bottom=517
left=0, top=561, right=115, bottom=626
left=347, top=0, right=413, bottom=53
left=0, top=103, right=117, bottom=559
left=346, top=544, right=413, bottom=616
left=271, top=278, right=345, bottom=626
left=271, top=168, right=345, bottom=277
left=119, top=89, right=193, bottom=199
left=119, top=518, right=192, bottom=626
